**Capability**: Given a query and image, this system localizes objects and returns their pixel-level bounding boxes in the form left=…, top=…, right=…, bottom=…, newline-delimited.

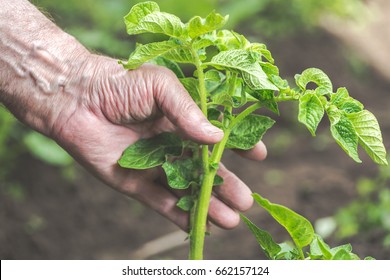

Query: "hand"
left=51, top=55, right=268, bottom=231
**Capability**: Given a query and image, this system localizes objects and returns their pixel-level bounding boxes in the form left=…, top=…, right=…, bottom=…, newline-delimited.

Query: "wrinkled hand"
left=54, top=55, right=267, bottom=231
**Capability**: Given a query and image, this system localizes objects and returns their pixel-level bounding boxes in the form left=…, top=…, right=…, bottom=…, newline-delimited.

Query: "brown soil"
left=1, top=31, right=390, bottom=260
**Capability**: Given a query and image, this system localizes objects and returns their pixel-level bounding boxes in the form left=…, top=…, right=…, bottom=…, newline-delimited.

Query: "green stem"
left=193, top=52, right=208, bottom=117
left=189, top=130, right=231, bottom=260
left=189, top=49, right=212, bottom=260
left=191, top=50, right=210, bottom=175
left=298, top=247, right=305, bottom=260
left=189, top=168, right=216, bottom=260
left=229, top=102, right=262, bottom=129
left=274, top=87, right=299, bottom=102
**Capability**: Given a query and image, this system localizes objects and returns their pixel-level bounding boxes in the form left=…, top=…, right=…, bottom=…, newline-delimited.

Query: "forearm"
left=0, top=0, right=90, bottom=137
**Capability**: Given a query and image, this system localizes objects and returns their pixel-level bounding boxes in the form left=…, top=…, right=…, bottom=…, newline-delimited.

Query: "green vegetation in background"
left=0, top=107, right=16, bottom=160
left=33, top=0, right=365, bottom=58
left=227, top=0, right=365, bottom=37
left=0, top=106, right=72, bottom=183
left=0, top=106, right=18, bottom=179
left=333, top=156, right=390, bottom=247
left=33, top=0, right=219, bottom=58
left=34, top=0, right=133, bottom=58
left=242, top=193, right=372, bottom=260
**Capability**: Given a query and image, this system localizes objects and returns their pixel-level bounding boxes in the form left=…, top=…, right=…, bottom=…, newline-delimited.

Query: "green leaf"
left=162, top=158, right=197, bottom=189
left=332, top=249, right=353, bottom=260
left=241, top=214, right=281, bottom=259
left=207, top=107, right=222, bottom=121
left=260, top=62, right=279, bottom=77
left=187, top=11, right=228, bottom=38
left=210, top=82, right=234, bottom=107
left=209, top=120, right=223, bottom=129
left=347, top=110, right=388, bottom=165
left=124, top=1, right=159, bottom=33
left=330, top=113, right=361, bottom=163
left=118, top=133, right=183, bottom=169
left=231, top=81, right=259, bottom=106
left=214, top=30, right=250, bottom=51
left=231, top=79, right=247, bottom=108
left=180, top=78, right=200, bottom=103
left=331, top=87, right=349, bottom=108
left=331, top=88, right=363, bottom=113
left=192, top=37, right=215, bottom=51
left=330, top=243, right=353, bottom=256
left=275, top=243, right=301, bottom=260
left=124, top=2, right=185, bottom=38
left=270, top=75, right=289, bottom=91
left=150, top=56, right=185, bottom=78
left=122, top=41, right=181, bottom=69
left=207, top=50, right=278, bottom=91
left=213, top=174, right=224, bottom=186
left=309, top=234, right=332, bottom=260
left=253, top=193, right=315, bottom=249
left=176, top=195, right=194, bottom=211
left=341, top=101, right=364, bottom=114
left=295, top=68, right=333, bottom=94
left=226, top=115, right=275, bottom=150
left=326, top=105, right=341, bottom=124
left=298, top=92, right=324, bottom=136
left=249, top=43, right=275, bottom=63
left=248, top=90, right=279, bottom=114
left=163, top=47, right=196, bottom=64
left=205, top=70, right=225, bottom=93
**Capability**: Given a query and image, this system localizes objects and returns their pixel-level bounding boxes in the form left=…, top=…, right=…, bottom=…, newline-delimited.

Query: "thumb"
left=154, top=68, right=224, bottom=144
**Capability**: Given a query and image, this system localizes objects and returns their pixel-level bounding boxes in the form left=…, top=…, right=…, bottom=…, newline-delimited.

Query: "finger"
left=156, top=167, right=243, bottom=230
left=233, top=141, right=268, bottom=161
left=151, top=65, right=224, bottom=144
left=213, top=163, right=254, bottom=212
left=208, top=195, right=240, bottom=229
left=121, top=176, right=190, bottom=231
left=161, top=183, right=241, bottom=230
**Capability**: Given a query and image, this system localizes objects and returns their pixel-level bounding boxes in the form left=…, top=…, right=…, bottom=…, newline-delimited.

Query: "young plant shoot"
left=118, top=2, right=388, bottom=260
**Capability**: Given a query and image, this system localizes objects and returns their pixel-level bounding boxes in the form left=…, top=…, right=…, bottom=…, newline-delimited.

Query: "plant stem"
left=191, top=50, right=210, bottom=176
left=189, top=168, right=216, bottom=260
left=188, top=53, right=264, bottom=259
left=298, top=248, right=305, bottom=260
left=189, top=50, right=212, bottom=260
left=229, top=102, right=262, bottom=129
left=189, top=130, right=231, bottom=260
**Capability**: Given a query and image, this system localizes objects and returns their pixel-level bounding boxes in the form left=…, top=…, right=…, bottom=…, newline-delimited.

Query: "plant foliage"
left=242, top=194, right=372, bottom=260
left=118, top=1, right=387, bottom=260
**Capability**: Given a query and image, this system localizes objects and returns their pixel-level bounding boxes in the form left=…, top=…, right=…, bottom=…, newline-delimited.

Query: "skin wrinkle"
left=93, top=62, right=161, bottom=125
left=127, top=72, right=154, bottom=122
left=152, top=67, right=180, bottom=115
left=99, top=74, right=123, bottom=122
left=0, top=0, right=268, bottom=232
left=0, top=37, right=27, bottom=79
left=155, top=71, right=200, bottom=129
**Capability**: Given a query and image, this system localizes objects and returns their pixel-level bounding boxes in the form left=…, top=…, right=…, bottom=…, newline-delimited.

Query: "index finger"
left=233, top=141, right=268, bottom=161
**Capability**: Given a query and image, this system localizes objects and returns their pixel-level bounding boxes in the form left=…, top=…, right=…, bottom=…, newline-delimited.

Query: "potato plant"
left=118, top=1, right=387, bottom=260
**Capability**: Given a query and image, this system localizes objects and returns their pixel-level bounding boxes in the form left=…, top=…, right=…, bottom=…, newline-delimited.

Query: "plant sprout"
left=118, top=1, right=387, bottom=260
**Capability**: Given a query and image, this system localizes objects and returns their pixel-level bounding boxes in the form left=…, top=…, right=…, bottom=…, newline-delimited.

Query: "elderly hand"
left=0, top=0, right=267, bottom=231
left=53, top=55, right=267, bottom=230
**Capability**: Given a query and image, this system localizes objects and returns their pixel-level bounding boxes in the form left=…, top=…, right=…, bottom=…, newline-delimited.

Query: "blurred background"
left=1, top=0, right=390, bottom=259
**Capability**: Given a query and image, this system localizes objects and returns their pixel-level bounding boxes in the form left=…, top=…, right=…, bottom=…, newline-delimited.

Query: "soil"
left=1, top=30, right=390, bottom=260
